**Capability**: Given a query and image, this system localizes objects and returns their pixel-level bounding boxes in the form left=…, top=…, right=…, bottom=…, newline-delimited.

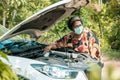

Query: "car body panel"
left=8, top=56, right=88, bottom=80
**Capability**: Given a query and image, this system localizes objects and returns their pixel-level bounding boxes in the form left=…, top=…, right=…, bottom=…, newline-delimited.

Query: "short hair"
left=67, top=16, right=83, bottom=31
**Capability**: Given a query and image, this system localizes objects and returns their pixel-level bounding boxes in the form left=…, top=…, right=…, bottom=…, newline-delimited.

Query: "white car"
left=0, top=0, right=103, bottom=80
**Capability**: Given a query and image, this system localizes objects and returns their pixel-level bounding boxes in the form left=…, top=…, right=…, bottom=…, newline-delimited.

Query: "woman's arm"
left=44, top=34, right=72, bottom=52
left=88, top=31, right=101, bottom=60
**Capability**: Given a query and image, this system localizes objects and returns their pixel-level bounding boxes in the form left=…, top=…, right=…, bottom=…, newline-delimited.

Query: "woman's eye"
left=75, top=25, right=81, bottom=27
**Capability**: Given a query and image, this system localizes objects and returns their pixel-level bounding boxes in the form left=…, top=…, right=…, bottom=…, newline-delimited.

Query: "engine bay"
left=0, top=40, right=103, bottom=68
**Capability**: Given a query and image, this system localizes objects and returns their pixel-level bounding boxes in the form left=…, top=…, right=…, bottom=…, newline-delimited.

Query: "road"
left=102, top=57, right=120, bottom=80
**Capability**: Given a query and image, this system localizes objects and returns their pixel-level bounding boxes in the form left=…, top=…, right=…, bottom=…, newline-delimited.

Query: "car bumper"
left=8, top=56, right=88, bottom=80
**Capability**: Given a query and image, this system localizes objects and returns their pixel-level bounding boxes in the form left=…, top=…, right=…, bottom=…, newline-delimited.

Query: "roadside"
left=101, top=56, right=120, bottom=80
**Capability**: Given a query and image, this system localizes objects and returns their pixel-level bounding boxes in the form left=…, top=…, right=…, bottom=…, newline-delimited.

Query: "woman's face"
left=72, top=21, right=83, bottom=35
left=72, top=21, right=82, bottom=30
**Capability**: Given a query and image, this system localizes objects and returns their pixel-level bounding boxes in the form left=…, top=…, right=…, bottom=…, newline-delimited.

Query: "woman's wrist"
left=67, top=43, right=73, bottom=48
left=92, top=47, right=97, bottom=54
left=90, top=47, right=98, bottom=59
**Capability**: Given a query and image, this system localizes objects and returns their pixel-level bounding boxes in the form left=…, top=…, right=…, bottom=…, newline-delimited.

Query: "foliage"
left=0, top=0, right=51, bottom=28
left=105, top=0, right=120, bottom=50
left=102, top=48, right=120, bottom=60
left=41, top=0, right=120, bottom=58
left=0, top=51, right=18, bottom=80
left=0, top=24, right=9, bottom=36
left=39, top=0, right=120, bottom=52
left=71, top=0, right=120, bottom=53
left=50, top=0, right=59, bottom=3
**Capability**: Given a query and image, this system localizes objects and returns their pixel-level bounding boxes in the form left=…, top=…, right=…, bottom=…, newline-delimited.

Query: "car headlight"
left=31, top=64, right=78, bottom=79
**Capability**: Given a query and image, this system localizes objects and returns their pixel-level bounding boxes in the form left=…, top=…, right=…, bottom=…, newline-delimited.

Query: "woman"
left=44, top=16, right=100, bottom=60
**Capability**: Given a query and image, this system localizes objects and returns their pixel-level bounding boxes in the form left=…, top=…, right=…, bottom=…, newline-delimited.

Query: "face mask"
left=74, top=26, right=83, bottom=34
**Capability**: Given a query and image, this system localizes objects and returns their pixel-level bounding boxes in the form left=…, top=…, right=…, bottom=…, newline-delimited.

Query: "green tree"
left=0, top=0, right=51, bottom=28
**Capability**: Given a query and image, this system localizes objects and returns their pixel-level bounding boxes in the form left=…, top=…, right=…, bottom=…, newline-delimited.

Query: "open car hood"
left=0, top=0, right=89, bottom=42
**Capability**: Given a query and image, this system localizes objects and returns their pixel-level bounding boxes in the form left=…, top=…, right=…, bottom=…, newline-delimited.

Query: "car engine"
left=0, top=40, right=103, bottom=68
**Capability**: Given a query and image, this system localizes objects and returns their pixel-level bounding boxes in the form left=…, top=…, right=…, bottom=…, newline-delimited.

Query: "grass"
left=102, top=48, right=120, bottom=60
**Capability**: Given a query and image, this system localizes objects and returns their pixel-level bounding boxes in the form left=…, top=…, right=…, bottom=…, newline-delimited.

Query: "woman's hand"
left=44, top=45, right=52, bottom=52
left=90, top=47, right=100, bottom=60
left=67, top=43, right=73, bottom=48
